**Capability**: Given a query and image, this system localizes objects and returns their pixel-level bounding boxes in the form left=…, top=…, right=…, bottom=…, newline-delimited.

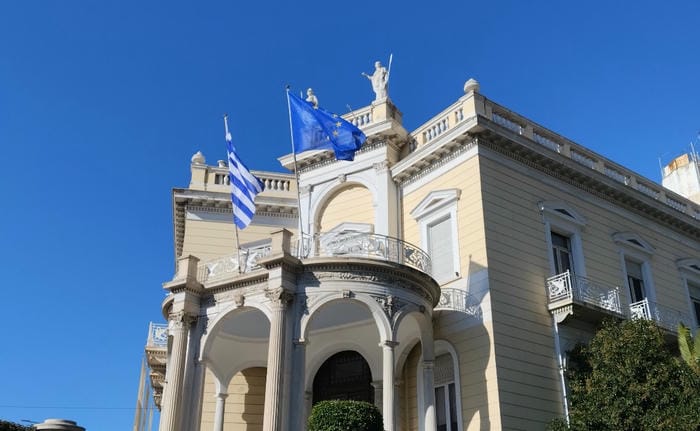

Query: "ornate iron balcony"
left=545, top=270, right=623, bottom=315
left=147, top=322, right=168, bottom=348
left=629, top=298, right=691, bottom=332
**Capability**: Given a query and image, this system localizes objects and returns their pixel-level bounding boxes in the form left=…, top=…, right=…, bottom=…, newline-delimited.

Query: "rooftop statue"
left=305, top=88, right=319, bottom=108
left=362, top=58, right=391, bottom=102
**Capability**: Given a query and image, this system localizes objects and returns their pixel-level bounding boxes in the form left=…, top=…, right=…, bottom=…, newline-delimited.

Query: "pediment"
left=612, top=232, right=655, bottom=255
left=410, top=189, right=462, bottom=220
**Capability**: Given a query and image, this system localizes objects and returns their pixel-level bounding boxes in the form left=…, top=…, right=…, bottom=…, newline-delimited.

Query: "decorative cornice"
left=396, top=138, right=477, bottom=186
left=477, top=130, right=700, bottom=241
left=297, top=139, right=388, bottom=174
left=299, top=259, right=439, bottom=305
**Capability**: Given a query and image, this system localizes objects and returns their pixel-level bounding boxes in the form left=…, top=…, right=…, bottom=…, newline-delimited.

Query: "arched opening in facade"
left=200, top=306, right=271, bottom=431
left=312, top=350, right=374, bottom=404
left=317, top=183, right=375, bottom=233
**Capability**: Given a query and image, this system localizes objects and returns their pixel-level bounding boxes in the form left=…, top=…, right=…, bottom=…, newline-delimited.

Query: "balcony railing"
left=629, top=298, right=691, bottom=331
left=147, top=322, right=168, bottom=348
left=195, top=232, right=431, bottom=283
left=434, top=288, right=482, bottom=319
left=315, top=231, right=431, bottom=275
left=546, top=271, right=623, bottom=315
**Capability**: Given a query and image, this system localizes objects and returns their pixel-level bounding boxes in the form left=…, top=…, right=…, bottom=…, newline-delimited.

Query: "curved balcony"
left=196, top=232, right=432, bottom=284
left=434, top=288, right=482, bottom=320
left=313, top=231, right=432, bottom=276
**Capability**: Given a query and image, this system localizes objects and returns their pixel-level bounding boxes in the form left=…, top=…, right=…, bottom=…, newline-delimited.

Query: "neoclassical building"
left=142, top=77, right=700, bottom=431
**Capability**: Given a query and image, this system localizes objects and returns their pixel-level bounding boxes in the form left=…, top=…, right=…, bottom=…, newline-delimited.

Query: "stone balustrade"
left=481, top=98, right=700, bottom=220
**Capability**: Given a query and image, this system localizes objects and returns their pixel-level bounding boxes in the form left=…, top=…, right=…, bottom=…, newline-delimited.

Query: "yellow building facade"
left=143, top=78, right=700, bottom=431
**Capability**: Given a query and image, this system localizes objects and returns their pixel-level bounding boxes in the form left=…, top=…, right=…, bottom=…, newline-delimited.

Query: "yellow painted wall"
left=401, top=156, right=488, bottom=277
left=182, top=218, right=297, bottom=262
left=478, top=149, right=700, bottom=428
left=199, top=367, right=267, bottom=431
left=319, top=185, right=374, bottom=232
left=402, top=343, right=420, bottom=431
left=402, top=155, right=502, bottom=429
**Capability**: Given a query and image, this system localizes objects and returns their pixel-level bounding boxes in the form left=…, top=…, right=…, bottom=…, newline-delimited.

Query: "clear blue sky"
left=1, top=1, right=698, bottom=430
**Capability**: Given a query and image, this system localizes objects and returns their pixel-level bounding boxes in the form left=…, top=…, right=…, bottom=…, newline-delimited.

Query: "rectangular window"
left=428, top=216, right=454, bottom=282
left=626, top=259, right=646, bottom=303
left=551, top=232, right=573, bottom=274
left=689, top=282, right=700, bottom=327
left=435, top=383, right=458, bottom=431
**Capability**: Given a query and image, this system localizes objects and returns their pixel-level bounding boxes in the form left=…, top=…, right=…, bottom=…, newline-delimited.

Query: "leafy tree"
left=307, top=400, right=383, bottom=431
left=0, top=420, right=32, bottom=431
left=552, top=319, right=700, bottom=430
left=679, top=322, right=700, bottom=375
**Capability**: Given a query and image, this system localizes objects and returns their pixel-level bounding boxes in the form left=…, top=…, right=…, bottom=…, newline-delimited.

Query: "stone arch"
left=200, top=302, right=272, bottom=361
left=305, top=345, right=379, bottom=392
left=309, top=178, right=379, bottom=235
left=393, top=308, right=434, bottom=360
left=300, top=292, right=391, bottom=343
left=311, top=350, right=375, bottom=405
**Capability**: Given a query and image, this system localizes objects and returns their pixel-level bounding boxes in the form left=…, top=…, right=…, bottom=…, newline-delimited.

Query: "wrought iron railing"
left=434, top=288, right=482, bottom=318
left=315, top=231, right=431, bottom=275
left=194, top=233, right=432, bottom=282
left=147, top=322, right=168, bottom=347
left=629, top=298, right=691, bottom=331
left=545, top=270, right=623, bottom=315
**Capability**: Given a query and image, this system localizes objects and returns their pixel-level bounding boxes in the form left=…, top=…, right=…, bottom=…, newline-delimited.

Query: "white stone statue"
left=305, top=88, right=318, bottom=108
left=362, top=60, right=390, bottom=101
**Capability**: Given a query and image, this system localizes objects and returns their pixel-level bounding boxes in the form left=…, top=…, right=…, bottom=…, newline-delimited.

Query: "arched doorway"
left=312, top=350, right=374, bottom=404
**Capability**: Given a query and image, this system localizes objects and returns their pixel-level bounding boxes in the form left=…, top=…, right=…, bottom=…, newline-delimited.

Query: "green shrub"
left=307, top=400, right=383, bottom=431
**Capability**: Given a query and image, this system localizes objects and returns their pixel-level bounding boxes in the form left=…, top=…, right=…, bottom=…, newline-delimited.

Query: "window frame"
left=539, top=201, right=587, bottom=277
left=612, top=232, right=656, bottom=306
left=678, top=258, right=700, bottom=329
left=410, top=189, right=462, bottom=285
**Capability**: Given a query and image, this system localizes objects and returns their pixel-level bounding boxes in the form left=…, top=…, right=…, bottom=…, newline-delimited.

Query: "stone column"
left=262, top=289, right=293, bottom=431
left=159, top=312, right=195, bottom=431
left=382, top=341, right=398, bottom=431
left=289, top=340, right=307, bottom=430
left=212, top=392, right=228, bottom=431
left=422, top=360, right=437, bottom=431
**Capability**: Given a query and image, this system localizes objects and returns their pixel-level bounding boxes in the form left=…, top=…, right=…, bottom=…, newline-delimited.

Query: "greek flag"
left=226, top=135, right=264, bottom=229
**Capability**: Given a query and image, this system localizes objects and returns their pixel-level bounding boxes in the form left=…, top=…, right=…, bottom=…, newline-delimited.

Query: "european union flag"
left=288, top=91, right=367, bottom=161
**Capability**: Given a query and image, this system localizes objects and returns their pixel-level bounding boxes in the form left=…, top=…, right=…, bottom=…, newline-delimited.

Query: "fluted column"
left=262, top=289, right=293, bottom=431
left=212, top=393, right=228, bottom=431
left=422, top=360, right=437, bottom=431
left=383, top=341, right=398, bottom=431
left=289, top=340, right=307, bottom=430
left=159, top=312, right=195, bottom=431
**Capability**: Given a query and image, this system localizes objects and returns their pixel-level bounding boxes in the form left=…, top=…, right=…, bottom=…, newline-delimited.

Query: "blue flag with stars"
left=288, top=91, right=367, bottom=161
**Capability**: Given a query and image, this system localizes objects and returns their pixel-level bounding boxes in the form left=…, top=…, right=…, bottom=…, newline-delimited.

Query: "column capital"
left=422, top=360, right=435, bottom=370
left=265, top=288, right=294, bottom=306
left=216, top=393, right=229, bottom=400
left=169, top=311, right=197, bottom=329
left=381, top=340, right=399, bottom=349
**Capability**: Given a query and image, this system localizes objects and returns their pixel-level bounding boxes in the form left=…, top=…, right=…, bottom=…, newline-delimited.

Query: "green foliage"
left=553, top=319, right=700, bottom=431
left=307, top=400, right=383, bottom=431
left=678, top=322, right=700, bottom=375
left=0, top=420, right=32, bottom=431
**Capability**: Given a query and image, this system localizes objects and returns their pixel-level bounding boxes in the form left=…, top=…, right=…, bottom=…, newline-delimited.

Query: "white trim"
left=539, top=201, right=587, bottom=277
left=417, top=340, right=462, bottom=431
left=411, top=189, right=462, bottom=284
left=613, top=233, right=657, bottom=306
left=678, top=259, right=700, bottom=328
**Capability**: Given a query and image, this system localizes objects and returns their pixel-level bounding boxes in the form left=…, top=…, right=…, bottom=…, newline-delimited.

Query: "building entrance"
left=312, top=350, right=374, bottom=404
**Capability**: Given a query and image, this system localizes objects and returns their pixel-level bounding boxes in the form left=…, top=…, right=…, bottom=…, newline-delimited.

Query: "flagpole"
left=285, top=86, right=306, bottom=257
left=224, top=114, right=244, bottom=273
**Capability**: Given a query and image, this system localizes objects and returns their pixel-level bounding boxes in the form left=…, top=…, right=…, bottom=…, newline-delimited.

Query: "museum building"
left=140, top=77, right=700, bottom=431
